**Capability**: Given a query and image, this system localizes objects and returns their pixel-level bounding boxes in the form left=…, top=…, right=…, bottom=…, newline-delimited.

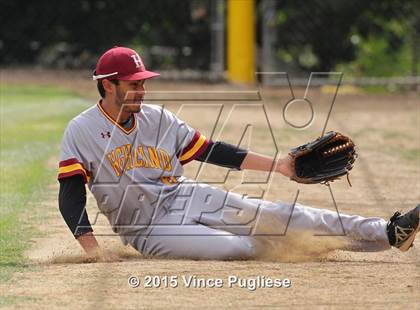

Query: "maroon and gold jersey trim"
left=58, top=158, right=90, bottom=183
left=97, top=101, right=137, bottom=135
left=179, top=131, right=209, bottom=165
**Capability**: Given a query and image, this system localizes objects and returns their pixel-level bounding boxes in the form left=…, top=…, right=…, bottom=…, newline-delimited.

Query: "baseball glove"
left=289, top=131, right=357, bottom=185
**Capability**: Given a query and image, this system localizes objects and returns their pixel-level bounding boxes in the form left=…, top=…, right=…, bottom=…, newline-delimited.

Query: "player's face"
left=115, top=80, right=146, bottom=114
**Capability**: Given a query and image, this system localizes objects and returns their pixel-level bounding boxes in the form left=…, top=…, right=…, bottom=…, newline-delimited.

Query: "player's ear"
left=102, top=79, right=116, bottom=96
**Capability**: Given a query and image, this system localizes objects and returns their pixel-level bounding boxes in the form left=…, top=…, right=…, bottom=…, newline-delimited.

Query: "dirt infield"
left=1, top=70, right=419, bottom=309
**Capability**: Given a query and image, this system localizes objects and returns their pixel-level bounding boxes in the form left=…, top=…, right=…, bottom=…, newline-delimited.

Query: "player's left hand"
left=275, top=155, right=294, bottom=178
left=289, top=131, right=357, bottom=185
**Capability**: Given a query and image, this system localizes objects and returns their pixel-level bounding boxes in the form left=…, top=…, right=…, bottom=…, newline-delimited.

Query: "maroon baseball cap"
left=93, top=46, right=160, bottom=81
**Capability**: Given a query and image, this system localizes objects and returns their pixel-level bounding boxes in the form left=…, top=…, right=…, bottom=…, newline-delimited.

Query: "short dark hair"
left=97, top=79, right=119, bottom=98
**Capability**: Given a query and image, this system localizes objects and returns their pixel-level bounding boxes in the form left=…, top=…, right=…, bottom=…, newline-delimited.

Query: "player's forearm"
left=77, top=232, right=100, bottom=255
left=240, top=152, right=293, bottom=178
left=59, top=175, right=95, bottom=251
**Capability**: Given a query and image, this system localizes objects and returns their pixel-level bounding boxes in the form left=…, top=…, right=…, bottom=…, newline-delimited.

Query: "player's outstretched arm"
left=195, top=140, right=293, bottom=178
left=240, top=152, right=294, bottom=178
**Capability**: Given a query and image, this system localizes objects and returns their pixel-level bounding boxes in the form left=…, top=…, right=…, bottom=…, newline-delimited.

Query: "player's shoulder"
left=139, top=104, right=182, bottom=127
left=140, top=103, right=164, bottom=114
left=139, top=103, right=168, bottom=120
left=140, top=103, right=177, bottom=118
left=65, top=104, right=100, bottom=131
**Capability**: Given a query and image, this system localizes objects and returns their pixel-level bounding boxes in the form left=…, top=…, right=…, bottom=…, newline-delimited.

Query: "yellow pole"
left=227, top=0, right=256, bottom=84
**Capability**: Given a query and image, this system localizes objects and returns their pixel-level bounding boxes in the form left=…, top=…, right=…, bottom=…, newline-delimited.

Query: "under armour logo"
left=101, top=131, right=111, bottom=139
left=130, top=53, right=144, bottom=69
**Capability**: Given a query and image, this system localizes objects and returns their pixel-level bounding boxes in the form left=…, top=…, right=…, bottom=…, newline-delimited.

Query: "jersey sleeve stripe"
left=181, top=131, right=201, bottom=154
left=59, top=158, right=81, bottom=167
left=58, top=169, right=90, bottom=183
left=179, top=134, right=209, bottom=164
left=58, top=160, right=90, bottom=183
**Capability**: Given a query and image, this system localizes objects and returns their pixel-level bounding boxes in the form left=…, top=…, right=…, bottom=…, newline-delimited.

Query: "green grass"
left=0, top=84, right=90, bottom=283
left=400, top=148, right=420, bottom=162
left=0, top=295, right=39, bottom=307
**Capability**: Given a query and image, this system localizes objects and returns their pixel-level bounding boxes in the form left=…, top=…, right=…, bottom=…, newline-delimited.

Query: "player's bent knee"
left=217, top=236, right=257, bottom=260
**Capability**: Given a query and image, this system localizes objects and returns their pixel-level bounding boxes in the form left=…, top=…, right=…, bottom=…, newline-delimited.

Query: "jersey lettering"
left=106, top=144, right=172, bottom=177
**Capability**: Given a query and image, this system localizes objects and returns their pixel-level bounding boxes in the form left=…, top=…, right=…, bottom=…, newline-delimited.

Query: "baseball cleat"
left=387, top=204, right=420, bottom=252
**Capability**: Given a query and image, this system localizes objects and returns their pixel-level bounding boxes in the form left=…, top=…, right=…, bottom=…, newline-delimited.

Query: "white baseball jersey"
left=58, top=101, right=209, bottom=243
left=58, top=101, right=390, bottom=260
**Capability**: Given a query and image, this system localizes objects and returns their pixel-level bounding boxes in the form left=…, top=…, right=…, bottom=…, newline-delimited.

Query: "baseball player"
left=58, top=46, right=420, bottom=260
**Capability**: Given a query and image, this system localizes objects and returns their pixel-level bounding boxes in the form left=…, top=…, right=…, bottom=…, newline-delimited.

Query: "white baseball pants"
left=136, top=182, right=390, bottom=260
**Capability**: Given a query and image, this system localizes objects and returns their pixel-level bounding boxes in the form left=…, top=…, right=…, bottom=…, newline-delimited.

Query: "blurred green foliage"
left=273, top=0, right=419, bottom=75
left=336, top=35, right=413, bottom=77
left=0, top=0, right=419, bottom=76
left=0, top=0, right=211, bottom=69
